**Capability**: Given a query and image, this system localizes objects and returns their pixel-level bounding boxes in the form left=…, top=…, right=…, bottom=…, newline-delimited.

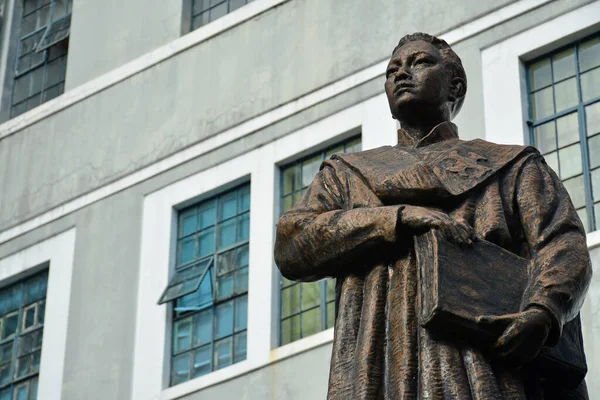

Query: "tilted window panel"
left=11, top=0, right=71, bottom=118
left=528, top=33, right=600, bottom=232
left=279, top=136, right=361, bottom=346
left=0, top=269, right=48, bottom=400
left=169, top=184, right=250, bottom=386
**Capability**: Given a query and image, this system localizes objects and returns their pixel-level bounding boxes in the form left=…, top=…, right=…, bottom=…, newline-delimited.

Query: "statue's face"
left=385, top=40, right=452, bottom=121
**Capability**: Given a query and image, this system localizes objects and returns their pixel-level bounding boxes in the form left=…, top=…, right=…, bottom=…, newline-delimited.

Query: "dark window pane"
left=193, top=0, right=211, bottom=15
left=301, top=282, right=320, bottom=310
left=13, top=75, right=30, bottom=105
left=31, top=350, right=40, bottom=373
left=236, top=213, right=249, bottom=242
left=581, top=67, right=600, bottom=102
left=531, top=87, right=554, bottom=120
left=554, top=78, right=578, bottom=113
left=209, top=2, right=228, bottom=21
left=529, top=57, right=552, bottom=91
left=21, top=13, right=38, bottom=36
left=171, top=352, right=190, bottom=385
left=234, top=267, right=248, bottom=294
left=217, top=248, right=237, bottom=276
left=41, top=83, right=63, bottom=102
left=552, top=48, right=576, bottom=82
left=24, top=273, right=47, bottom=304
left=237, top=245, right=249, bottom=267
left=23, top=0, right=38, bottom=15
left=192, top=12, right=210, bottom=30
left=233, top=331, right=247, bottom=363
left=14, top=384, right=27, bottom=400
left=193, top=345, right=211, bottom=378
left=0, top=362, right=9, bottom=386
left=238, top=186, right=250, bottom=213
left=558, top=143, right=582, bottom=179
left=217, top=218, right=236, bottom=249
left=219, top=192, right=237, bottom=221
left=216, top=273, right=234, bottom=300
left=178, top=237, right=196, bottom=266
left=16, top=355, right=30, bottom=378
left=229, top=0, right=247, bottom=12
left=193, top=309, right=212, bottom=347
left=215, top=301, right=234, bottom=339
left=2, top=312, right=18, bottom=340
left=556, top=112, right=579, bottom=148
left=198, top=201, right=216, bottom=229
left=234, top=295, right=247, bottom=332
left=301, top=307, right=321, bottom=337
left=197, top=228, right=215, bottom=258
left=534, top=121, right=556, bottom=154
left=580, top=37, right=600, bottom=72
left=23, top=306, right=36, bottom=330
left=179, top=209, right=197, bottom=238
left=37, top=5, right=50, bottom=27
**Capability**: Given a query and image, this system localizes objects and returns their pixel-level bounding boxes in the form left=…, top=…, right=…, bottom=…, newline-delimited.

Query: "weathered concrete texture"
left=59, top=189, right=143, bottom=400
left=0, top=0, right=515, bottom=232
left=66, top=0, right=182, bottom=90
left=183, top=343, right=333, bottom=400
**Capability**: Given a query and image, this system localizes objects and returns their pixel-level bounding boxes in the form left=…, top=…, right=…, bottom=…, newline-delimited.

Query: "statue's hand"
left=400, top=205, right=473, bottom=245
left=476, top=306, right=553, bottom=366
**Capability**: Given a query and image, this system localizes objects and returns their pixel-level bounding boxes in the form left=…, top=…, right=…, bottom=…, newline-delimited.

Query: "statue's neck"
left=397, top=121, right=459, bottom=148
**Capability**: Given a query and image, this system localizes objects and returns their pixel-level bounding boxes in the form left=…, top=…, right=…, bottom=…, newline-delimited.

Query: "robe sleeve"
left=274, top=159, right=402, bottom=282
left=515, top=154, right=592, bottom=345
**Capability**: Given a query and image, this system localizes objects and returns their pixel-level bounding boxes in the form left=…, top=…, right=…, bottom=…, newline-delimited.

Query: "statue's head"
left=385, top=33, right=467, bottom=124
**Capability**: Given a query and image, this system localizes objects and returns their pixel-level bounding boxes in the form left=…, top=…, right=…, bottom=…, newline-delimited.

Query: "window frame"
left=277, top=135, right=361, bottom=346
left=182, top=0, right=255, bottom=35
left=526, top=32, right=600, bottom=231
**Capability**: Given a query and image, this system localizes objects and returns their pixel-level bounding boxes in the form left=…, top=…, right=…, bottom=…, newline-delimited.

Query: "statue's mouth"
left=394, top=83, right=415, bottom=95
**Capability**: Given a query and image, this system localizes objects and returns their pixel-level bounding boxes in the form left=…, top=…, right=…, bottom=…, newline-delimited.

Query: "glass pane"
left=587, top=102, right=600, bottom=137
left=234, top=296, right=248, bottom=332
left=552, top=48, right=576, bottom=82
left=0, top=388, right=10, bottom=400
left=325, top=145, right=344, bottom=159
left=281, top=315, right=300, bottom=345
left=217, top=219, right=236, bottom=250
left=193, top=309, right=212, bottom=347
left=171, top=352, right=190, bottom=386
left=16, top=355, right=31, bottom=377
left=234, top=267, right=248, bottom=294
left=23, top=0, right=37, bottom=14
left=237, top=245, right=249, bottom=267
left=215, top=301, right=234, bottom=339
left=554, top=78, right=578, bottom=113
left=592, top=168, right=600, bottom=202
left=198, top=201, right=217, bottom=229
left=281, top=285, right=300, bottom=318
left=579, top=37, right=600, bottom=72
left=22, top=13, right=37, bottom=36
left=563, top=175, right=586, bottom=209
left=209, top=2, right=228, bottom=21
left=29, top=377, right=38, bottom=400
left=0, top=362, right=9, bottom=386
left=594, top=203, right=600, bottom=232
left=301, top=307, right=321, bottom=337
left=192, top=345, right=211, bottom=378
left=173, top=317, right=192, bottom=354
left=19, top=331, right=38, bottom=356
left=217, top=273, right=234, bottom=300
left=2, top=312, right=18, bottom=340
left=283, top=164, right=302, bottom=196
left=14, top=384, right=27, bottom=400
left=0, top=343, right=11, bottom=364
left=346, top=138, right=361, bottom=153
left=24, top=306, right=36, bottom=330
left=531, top=87, right=554, bottom=120
left=301, top=282, right=320, bottom=310
left=197, top=228, right=215, bottom=258
left=192, top=12, right=209, bottom=30
left=326, top=279, right=336, bottom=301
left=229, top=0, right=247, bottom=12
left=219, top=192, right=237, bottom=222
left=281, top=275, right=294, bottom=288
left=301, top=155, right=322, bottom=188
left=233, top=331, right=247, bottom=363
left=1, top=286, right=22, bottom=315
left=558, top=143, right=582, bottom=179
left=238, top=186, right=250, bottom=213
left=38, top=300, right=45, bottom=324
left=217, top=248, right=237, bottom=276
left=13, top=75, right=30, bottom=105
left=529, top=57, right=552, bottom=91
left=581, top=67, right=600, bottom=102
left=178, top=237, right=196, bottom=266
left=44, top=57, right=67, bottom=89
left=292, top=191, right=302, bottom=208
left=179, top=209, right=197, bottom=237
left=193, top=0, right=211, bottom=14
left=282, top=195, right=294, bottom=213
left=327, top=301, right=335, bottom=329
left=578, top=208, right=589, bottom=233
left=556, top=112, right=579, bottom=148
left=214, top=337, right=232, bottom=370
left=236, top=213, right=250, bottom=242
left=588, top=135, right=600, bottom=169
left=534, top=121, right=556, bottom=154
left=31, top=350, right=40, bottom=373
left=24, top=273, right=47, bottom=304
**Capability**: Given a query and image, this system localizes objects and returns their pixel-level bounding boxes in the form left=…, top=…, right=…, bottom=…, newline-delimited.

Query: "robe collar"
left=397, top=121, right=459, bottom=148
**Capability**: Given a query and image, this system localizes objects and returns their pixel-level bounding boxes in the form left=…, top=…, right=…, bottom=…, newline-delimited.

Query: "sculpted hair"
left=394, top=32, right=467, bottom=119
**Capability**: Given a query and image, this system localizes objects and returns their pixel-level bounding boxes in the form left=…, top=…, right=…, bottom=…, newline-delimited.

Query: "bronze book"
left=415, top=230, right=587, bottom=388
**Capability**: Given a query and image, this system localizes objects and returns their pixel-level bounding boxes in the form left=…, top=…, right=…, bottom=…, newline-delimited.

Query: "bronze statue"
left=274, top=33, right=592, bottom=399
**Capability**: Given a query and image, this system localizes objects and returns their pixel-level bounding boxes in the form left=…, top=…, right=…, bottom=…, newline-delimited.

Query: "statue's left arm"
left=515, top=154, right=593, bottom=346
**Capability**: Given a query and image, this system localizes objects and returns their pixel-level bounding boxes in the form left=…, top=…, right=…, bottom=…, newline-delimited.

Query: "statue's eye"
left=414, top=58, right=433, bottom=66
left=386, top=68, right=398, bottom=78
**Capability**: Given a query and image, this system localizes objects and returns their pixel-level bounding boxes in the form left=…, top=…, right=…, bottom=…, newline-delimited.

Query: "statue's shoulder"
left=435, top=138, right=539, bottom=166
left=326, top=145, right=399, bottom=170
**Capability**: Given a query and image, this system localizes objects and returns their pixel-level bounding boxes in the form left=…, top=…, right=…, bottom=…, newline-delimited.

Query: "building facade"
left=0, top=0, right=598, bottom=399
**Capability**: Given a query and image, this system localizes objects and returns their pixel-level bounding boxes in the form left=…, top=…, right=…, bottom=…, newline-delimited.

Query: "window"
left=187, top=0, right=254, bottom=32
left=527, top=34, right=600, bottom=232
left=279, top=136, right=361, bottom=346
left=11, top=0, right=71, bottom=118
left=0, top=270, right=48, bottom=400
left=164, top=184, right=250, bottom=386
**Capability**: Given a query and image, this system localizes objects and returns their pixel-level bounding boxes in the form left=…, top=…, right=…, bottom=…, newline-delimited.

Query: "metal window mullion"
left=530, top=105, right=580, bottom=127
left=573, top=43, right=595, bottom=231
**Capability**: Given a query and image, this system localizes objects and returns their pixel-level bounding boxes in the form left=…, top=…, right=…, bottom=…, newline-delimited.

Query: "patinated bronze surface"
left=274, top=33, right=592, bottom=399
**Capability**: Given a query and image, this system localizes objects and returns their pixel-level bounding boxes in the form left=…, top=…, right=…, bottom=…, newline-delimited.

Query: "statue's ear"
left=448, top=77, right=466, bottom=102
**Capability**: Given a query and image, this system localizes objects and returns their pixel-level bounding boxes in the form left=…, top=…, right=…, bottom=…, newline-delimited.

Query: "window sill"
left=161, top=328, right=334, bottom=399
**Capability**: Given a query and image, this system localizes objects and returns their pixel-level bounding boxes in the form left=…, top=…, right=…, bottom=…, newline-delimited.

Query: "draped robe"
left=274, top=122, right=592, bottom=400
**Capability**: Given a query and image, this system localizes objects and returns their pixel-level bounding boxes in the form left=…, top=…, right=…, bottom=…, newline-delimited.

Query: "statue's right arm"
left=274, top=160, right=402, bottom=282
